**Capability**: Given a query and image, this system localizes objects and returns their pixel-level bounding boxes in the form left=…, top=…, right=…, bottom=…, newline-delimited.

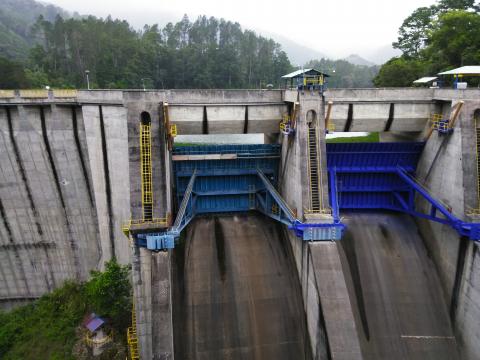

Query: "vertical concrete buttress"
left=125, top=94, right=174, bottom=359
left=416, top=100, right=480, bottom=359
left=279, top=92, right=363, bottom=359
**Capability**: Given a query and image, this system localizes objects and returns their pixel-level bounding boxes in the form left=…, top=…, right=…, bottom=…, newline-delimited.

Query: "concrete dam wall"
left=1, top=88, right=480, bottom=359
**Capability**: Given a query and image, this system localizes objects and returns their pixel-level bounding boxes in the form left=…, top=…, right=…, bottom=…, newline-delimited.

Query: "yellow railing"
left=467, top=117, right=480, bottom=216
left=0, top=89, right=79, bottom=98
left=0, top=90, right=15, bottom=98
left=430, top=113, right=449, bottom=132
left=303, top=76, right=324, bottom=86
left=280, top=113, right=293, bottom=134
left=52, top=89, right=77, bottom=98
left=306, top=127, right=327, bottom=213
left=140, top=124, right=153, bottom=220
left=19, top=89, right=48, bottom=98
left=304, top=207, right=332, bottom=215
left=127, top=302, right=140, bottom=360
left=170, top=124, right=177, bottom=137
left=85, top=330, right=113, bottom=347
left=122, top=217, right=169, bottom=237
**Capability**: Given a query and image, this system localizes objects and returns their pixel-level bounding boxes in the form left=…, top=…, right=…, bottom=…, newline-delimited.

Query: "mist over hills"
left=0, top=0, right=384, bottom=88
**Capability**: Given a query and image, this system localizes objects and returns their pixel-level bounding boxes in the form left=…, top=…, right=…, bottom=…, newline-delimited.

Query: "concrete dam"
left=1, top=88, right=480, bottom=359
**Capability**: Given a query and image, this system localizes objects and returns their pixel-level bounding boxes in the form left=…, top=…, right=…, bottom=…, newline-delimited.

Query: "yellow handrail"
left=306, top=126, right=329, bottom=214
left=127, top=301, right=140, bottom=360
left=85, top=330, right=113, bottom=347
left=122, top=217, right=169, bottom=237
left=468, top=116, right=480, bottom=215
left=0, top=90, right=15, bottom=98
left=19, top=89, right=48, bottom=98
left=140, top=124, right=153, bottom=220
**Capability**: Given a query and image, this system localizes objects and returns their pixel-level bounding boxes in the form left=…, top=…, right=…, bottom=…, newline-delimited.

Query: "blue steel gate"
left=134, top=144, right=344, bottom=250
left=326, top=142, right=480, bottom=241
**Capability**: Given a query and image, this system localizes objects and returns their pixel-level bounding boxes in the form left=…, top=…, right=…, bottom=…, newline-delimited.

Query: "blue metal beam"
left=172, top=169, right=197, bottom=233
left=396, top=167, right=457, bottom=222
left=395, top=167, right=480, bottom=240
left=256, top=168, right=296, bottom=223
left=135, top=170, right=197, bottom=250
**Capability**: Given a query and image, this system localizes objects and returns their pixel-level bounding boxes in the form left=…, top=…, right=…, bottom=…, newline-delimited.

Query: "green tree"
left=437, top=0, right=479, bottom=11
left=0, top=56, right=30, bottom=88
left=378, top=0, right=480, bottom=87
left=373, top=57, right=426, bottom=87
left=426, top=10, right=480, bottom=68
left=305, top=58, right=379, bottom=88
left=393, top=6, right=437, bottom=57
left=26, top=13, right=292, bottom=89
left=85, top=259, right=131, bottom=329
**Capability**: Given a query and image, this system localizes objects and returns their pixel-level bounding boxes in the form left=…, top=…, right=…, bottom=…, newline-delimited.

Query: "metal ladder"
left=307, top=126, right=322, bottom=212
left=140, top=124, right=153, bottom=220
left=127, top=302, right=140, bottom=360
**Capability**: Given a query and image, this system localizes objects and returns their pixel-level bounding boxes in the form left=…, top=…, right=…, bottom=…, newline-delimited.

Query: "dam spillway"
left=172, top=214, right=311, bottom=360
left=1, top=88, right=480, bottom=359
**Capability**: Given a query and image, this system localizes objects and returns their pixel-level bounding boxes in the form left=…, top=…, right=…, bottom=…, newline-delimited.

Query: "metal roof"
left=86, top=317, right=105, bottom=332
left=438, top=66, right=480, bottom=75
left=83, top=313, right=105, bottom=332
left=413, top=76, right=438, bottom=83
left=281, top=68, right=330, bottom=79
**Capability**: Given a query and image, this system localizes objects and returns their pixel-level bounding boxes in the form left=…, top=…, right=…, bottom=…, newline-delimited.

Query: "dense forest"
left=374, top=0, right=480, bottom=86
left=306, top=58, right=379, bottom=88
left=0, top=13, right=291, bottom=89
left=0, top=0, right=380, bottom=89
left=27, top=14, right=293, bottom=89
left=0, top=260, right=131, bottom=359
left=7, top=0, right=477, bottom=89
left=0, top=0, right=71, bottom=59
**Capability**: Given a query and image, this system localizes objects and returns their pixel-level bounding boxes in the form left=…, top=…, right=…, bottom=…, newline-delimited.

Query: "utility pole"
left=85, top=70, right=90, bottom=90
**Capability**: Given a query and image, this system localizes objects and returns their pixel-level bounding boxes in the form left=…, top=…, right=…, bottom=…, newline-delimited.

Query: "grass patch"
left=326, top=132, right=380, bottom=143
left=0, top=259, right=131, bottom=360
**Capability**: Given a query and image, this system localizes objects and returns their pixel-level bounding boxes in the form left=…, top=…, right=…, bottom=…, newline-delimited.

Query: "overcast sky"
left=47, top=0, right=435, bottom=59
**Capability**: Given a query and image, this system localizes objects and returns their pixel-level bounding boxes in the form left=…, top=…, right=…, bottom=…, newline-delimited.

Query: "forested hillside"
left=374, top=0, right=480, bottom=86
left=306, top=58, right=379, bottom=88
left=28, top=15, right=292, bottom=89
left=0, top=0, right=379, bottom=89
left=0, top=0, right=70, bottom=59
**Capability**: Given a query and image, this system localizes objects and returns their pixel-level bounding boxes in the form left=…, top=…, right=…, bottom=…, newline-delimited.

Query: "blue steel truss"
left=135, top=144, right=344, bottom=250
left=327, top=142, right=480, bottom=241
